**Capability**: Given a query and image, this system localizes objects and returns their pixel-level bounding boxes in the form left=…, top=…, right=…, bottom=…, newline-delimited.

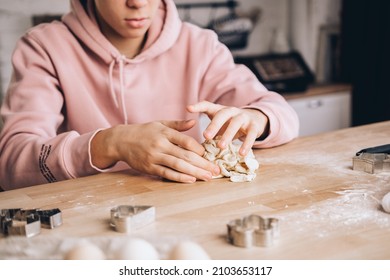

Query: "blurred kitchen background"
left=0, top=0, right=388, bottom=136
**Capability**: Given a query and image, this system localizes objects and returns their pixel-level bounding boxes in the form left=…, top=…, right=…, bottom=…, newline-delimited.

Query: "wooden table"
left=1, top=121, right=390, bottom=260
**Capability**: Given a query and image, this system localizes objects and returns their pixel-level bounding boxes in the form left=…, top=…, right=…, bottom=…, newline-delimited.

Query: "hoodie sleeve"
left=0, top=33, right=99, bottom=190
left=197, top=31, right=299, bottom=148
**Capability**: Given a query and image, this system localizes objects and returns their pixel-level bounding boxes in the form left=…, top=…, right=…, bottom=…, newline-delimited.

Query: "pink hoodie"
left=0, top=0, right=299, bottom=190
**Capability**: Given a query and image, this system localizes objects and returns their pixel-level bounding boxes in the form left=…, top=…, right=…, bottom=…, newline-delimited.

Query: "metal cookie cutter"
left=353, top=153, right=390, bottom=174
left=14, top=208, right=63, bottom=229
left=1, top=208, right=22, bottom=235
left=110, top=205, right=155, bottom=233
left=0, top=208, right=63, bottom=237
left=353, top=144, right=390, bottom=174
left=227, top=214, right=279, bottom=248
left=36, top=208, right=63, bottom=229
left=1, top=209, right=41, bottom=238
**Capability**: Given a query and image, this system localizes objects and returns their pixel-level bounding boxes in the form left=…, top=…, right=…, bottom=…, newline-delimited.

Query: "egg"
left=168, top=241, right=210, bottom=260
left=64, top=242, right=106, bottom=260
left=113, top=238, right=159, bottom=260
left=381, top=191, right=390, bottom=213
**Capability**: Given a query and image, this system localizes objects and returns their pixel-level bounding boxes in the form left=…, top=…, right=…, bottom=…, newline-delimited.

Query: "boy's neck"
left=110, top=34, right=147, bottom=59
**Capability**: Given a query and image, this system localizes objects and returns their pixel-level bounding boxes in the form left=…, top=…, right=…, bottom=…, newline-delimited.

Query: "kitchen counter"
left=282, top=83, right=352, bottom=100
left=1, top=121, right=390, bottom=259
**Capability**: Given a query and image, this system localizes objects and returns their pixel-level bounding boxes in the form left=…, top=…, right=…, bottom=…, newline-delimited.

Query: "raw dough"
left=202, top=137, right=259, bottom=182
left=382, top=192, right=390, bottom=213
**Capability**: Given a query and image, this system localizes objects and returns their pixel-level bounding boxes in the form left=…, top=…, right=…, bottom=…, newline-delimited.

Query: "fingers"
left=151, top=123, right=220, bottom=180
left=187, top=101, right=225, bottom=117
left=168, top=126, right=206, bottom=157
left=239, top=123, right=258, bottom=156
left=155, top=151, right=216, bottom=182
left=158, top=119, right=206, bottom=156
left=169, top=143, right=220, bottom=176
left=189, top=103, right=268, bottom=157
left=164, top=132, right=220, bottom=178
left=143, top=142, right=219, bottom=183
left=189, top=103, right=235, bottom=141
left=205, top=107, right=242, bottom=146
left=150, top=164, right=197, bottom=184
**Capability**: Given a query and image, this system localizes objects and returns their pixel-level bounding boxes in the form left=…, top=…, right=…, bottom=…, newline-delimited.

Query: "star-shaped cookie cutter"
left=110, top=205, right=155, bottom=233
left=227, top=214, right=279, bottom=247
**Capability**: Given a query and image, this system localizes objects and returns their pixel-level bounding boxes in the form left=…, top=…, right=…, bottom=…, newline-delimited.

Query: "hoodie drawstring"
left=109, top=54, right=128, bottom=124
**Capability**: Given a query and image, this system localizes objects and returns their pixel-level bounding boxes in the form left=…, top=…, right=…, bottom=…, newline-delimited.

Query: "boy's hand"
left=187, top=101, right=269, bottom=156
left=90, top=120, right=220, bottom=183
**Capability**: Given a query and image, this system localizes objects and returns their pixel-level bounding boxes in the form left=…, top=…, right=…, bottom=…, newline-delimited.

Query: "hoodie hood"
left=63, top=0, right=182, bottom=64
left=62, top=0, right=182, bottom=123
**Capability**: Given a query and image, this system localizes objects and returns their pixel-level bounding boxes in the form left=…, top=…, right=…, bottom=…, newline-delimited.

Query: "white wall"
left=0, top=0, right=70, bottom=100
left=0, top=0, right=69, bottom=14
left=289, top=0, right=342, bottom=73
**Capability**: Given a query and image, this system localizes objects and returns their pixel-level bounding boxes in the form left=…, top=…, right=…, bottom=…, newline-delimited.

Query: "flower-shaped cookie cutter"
left=227, top=214, right=279, bottom=247
left=110, top=205, right=155, bottom=233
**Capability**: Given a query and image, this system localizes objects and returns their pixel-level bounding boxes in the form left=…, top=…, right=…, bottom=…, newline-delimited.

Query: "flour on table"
left=276, top=183, right=390, bottom=239
left=202, top=137, right=259, bottom=182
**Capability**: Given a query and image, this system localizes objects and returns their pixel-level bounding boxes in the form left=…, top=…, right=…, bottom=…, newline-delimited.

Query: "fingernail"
left=204, top=131, right=212, bottom=139
left=213, top=167, right=220, bottom=176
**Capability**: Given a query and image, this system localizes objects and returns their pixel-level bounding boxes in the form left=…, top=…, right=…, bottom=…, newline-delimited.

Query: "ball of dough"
left=168, top=241, right=210, bottom=260
left=381, top=192, right=390, bottom=213
left=202, top=137, right=259, bottom=182
left=64, top=242, right=106, bottom=260
left=114, top=238, right=159, bottom=260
